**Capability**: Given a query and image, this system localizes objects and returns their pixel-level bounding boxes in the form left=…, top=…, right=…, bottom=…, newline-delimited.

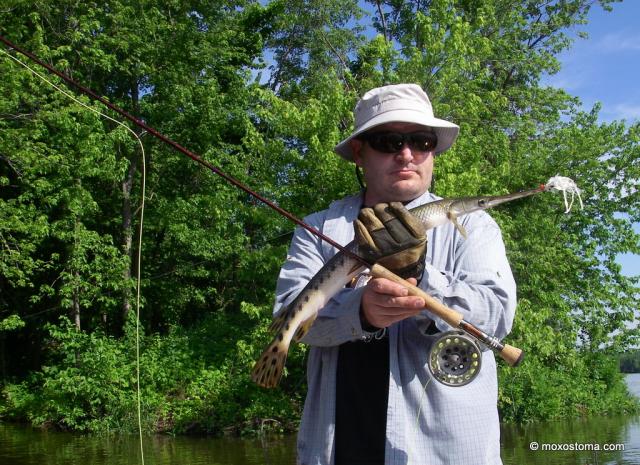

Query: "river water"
left=1, top=374, right=639, bottom=465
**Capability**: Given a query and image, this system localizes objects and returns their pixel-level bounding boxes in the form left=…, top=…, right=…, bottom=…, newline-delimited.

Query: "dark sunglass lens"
left=381, top=133, right=405, bottom=152
left=367, top=133, right=402, bottom=153
left=365, top=131, right=438, bottom=153
left=409, top=132, right=438, bottom=151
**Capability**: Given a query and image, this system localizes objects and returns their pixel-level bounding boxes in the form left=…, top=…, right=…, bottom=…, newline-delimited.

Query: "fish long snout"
left=451, top=186, right=545, bottom=216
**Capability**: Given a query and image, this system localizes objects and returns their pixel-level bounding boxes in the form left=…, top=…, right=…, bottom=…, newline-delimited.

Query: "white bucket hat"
left=335, top=84, right=460, bottom=161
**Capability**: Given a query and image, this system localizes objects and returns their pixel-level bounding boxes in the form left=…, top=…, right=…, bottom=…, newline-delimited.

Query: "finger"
left=380, top=295, right=425, bottom=309
left=387, top=202, right=425, bottom=239
left=368, top=277, right=418, bottom=295
left=372, top=203, right=395, bottom=223
left=367, top=277, right=412, bottom=297
left=363, top=304, right=423, bottom=328
left=364, top=286, right=425, bottom=309
left=354, top=218, right=379, bottom=251
left=358, top=207, right=385, bottom=231
left=373, top=203, right=409, bottom=242
left=378, top=308, right=424, bottom=322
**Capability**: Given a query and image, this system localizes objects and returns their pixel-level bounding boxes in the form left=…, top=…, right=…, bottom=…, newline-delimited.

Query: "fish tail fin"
left=251, top=337, right=289, bottom=388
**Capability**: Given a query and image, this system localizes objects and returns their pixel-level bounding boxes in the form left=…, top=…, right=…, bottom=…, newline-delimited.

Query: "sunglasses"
left=359, top=131, right=438, bottom=154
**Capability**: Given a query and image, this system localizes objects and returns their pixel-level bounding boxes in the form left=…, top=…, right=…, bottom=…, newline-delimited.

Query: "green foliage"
left=1, top=310, right=304, bottom=434
left=0, top=315, right=25, bottom=332
left=2, top=318, right=135, bottom=431
left=499, top=351, right=638, bottom=422
left=0, top=0, right=638, bottom=435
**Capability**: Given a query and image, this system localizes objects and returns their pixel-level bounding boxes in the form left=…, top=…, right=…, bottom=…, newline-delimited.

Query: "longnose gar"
left=251, top=185, right=546, bottom=388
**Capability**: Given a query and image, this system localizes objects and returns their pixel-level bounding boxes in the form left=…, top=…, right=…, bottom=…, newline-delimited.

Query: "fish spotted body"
left=251, top=187, right=544, bottom=388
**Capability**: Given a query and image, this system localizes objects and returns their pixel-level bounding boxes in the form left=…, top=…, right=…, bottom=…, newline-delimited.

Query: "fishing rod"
left=0, top=34, right=524, bottom=375
left=0, top=34, right=349, bottom=257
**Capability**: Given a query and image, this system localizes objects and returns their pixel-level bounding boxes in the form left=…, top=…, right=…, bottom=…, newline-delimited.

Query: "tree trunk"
left=122, top=159, right=135, bottom=320
left=72, top=277, right=81, bottom=332
left=0, top=333, right=5, bottom=380
left=72, top=271, right=81, bottom=367
left=121, top=79, right=141, bottom=322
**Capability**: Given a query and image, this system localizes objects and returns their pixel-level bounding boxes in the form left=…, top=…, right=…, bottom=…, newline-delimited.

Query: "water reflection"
left=4, top=418, right=639, bottom=465
left=0, top=426, right=297, bottom=465
left=501, top=415, right=640, bottom=465
left=501, top=373, right=640, bottom=465
left=1, top=374, right=638, bottom=465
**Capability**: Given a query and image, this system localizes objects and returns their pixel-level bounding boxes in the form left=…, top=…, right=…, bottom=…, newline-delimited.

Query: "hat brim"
left=334, top=109, right=460, bottom=161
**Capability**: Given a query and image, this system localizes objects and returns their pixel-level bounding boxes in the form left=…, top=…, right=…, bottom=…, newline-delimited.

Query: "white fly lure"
left=544, top=176, right=584, bottom=213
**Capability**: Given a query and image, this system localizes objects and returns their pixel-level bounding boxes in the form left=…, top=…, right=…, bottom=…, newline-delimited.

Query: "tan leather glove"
left=354, top=202, right=427, bottom=280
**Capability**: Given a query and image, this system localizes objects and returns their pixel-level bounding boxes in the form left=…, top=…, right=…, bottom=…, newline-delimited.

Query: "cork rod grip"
left=499, top=344, right=524, bottom=367
left=369, top=263, right=524, bottom=367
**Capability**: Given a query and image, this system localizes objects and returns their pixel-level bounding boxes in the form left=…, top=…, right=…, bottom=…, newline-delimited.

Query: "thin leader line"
left=1, top=47, right=147, bottom=465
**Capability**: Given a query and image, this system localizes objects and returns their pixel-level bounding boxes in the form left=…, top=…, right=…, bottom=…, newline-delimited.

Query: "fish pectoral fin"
left=293, top=314, right=317, bottom=342
left=447, top=212, right=467, bottom=239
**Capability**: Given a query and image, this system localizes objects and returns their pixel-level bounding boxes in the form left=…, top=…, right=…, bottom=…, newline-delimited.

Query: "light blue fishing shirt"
left=274, top=190, right=517, bottom=465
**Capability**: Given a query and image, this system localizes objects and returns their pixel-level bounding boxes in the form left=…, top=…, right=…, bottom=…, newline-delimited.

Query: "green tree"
left=1, top=0, right=638, bottom=434
left=1, top=0, right=266, bottom=334
left=1, top=0, right=313, bottom=433
left=254, top=0, right=639, bottom=421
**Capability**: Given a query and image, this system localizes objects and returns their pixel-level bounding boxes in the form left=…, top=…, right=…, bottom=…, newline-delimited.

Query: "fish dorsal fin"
left=447, top=212, right=467, bottom=239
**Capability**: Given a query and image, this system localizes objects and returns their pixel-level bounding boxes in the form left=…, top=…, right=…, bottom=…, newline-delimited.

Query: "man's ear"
left=350, top=139, right=364, bottom=167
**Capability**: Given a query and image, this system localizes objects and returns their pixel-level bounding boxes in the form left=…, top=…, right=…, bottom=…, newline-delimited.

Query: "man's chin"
left=390, top=181, right=427, bottom=201
left=364, top=181, right=428, bottom=205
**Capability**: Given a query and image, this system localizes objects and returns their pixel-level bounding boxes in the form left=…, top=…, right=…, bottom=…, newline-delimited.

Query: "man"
left=274, top=84, right=517, bottom=465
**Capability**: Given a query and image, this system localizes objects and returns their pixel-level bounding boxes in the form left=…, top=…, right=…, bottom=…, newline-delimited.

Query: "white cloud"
left=605, top=103, right=640, bottom=121
left=597, top=32, right=640, bottom=52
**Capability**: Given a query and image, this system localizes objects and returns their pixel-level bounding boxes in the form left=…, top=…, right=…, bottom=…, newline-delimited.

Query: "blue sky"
left=547, top=1, right=640, bottom=123
left=545, top=1, right=639, bottom=277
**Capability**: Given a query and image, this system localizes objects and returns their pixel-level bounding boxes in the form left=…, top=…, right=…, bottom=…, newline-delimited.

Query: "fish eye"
left=478, top=199, right=486, bottom=207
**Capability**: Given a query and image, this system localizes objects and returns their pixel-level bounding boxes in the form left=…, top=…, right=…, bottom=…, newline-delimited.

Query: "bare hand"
left=360, top=277, right=425, bottom=329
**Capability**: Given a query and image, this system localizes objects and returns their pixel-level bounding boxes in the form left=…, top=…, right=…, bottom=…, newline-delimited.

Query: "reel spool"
left=428, top=330, right=482, bottom=386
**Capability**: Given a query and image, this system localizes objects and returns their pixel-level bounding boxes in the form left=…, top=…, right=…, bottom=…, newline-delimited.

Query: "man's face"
left=350, top=122, right=435, bottom=206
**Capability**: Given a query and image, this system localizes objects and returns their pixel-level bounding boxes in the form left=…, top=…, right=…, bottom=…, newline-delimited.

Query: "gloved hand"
left=354, top=202, right=427, bottom=280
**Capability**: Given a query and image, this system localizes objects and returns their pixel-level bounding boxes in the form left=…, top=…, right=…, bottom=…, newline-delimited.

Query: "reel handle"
left=370, top=264, right=524, bottom=367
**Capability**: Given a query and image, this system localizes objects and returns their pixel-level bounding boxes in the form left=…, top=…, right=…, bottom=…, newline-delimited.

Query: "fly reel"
left=428, top=330, right=482, bottom=386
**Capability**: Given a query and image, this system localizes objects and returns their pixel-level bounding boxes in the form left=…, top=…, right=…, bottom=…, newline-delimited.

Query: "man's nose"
left=394, top=144, right=414, bottom=162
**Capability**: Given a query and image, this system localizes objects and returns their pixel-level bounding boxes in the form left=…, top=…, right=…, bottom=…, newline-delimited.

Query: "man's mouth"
left=391, top=169, right=417, bottom=177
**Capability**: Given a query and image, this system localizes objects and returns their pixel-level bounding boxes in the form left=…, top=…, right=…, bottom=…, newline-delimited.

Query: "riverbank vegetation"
left=1, top=0, right=638, bottom=435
